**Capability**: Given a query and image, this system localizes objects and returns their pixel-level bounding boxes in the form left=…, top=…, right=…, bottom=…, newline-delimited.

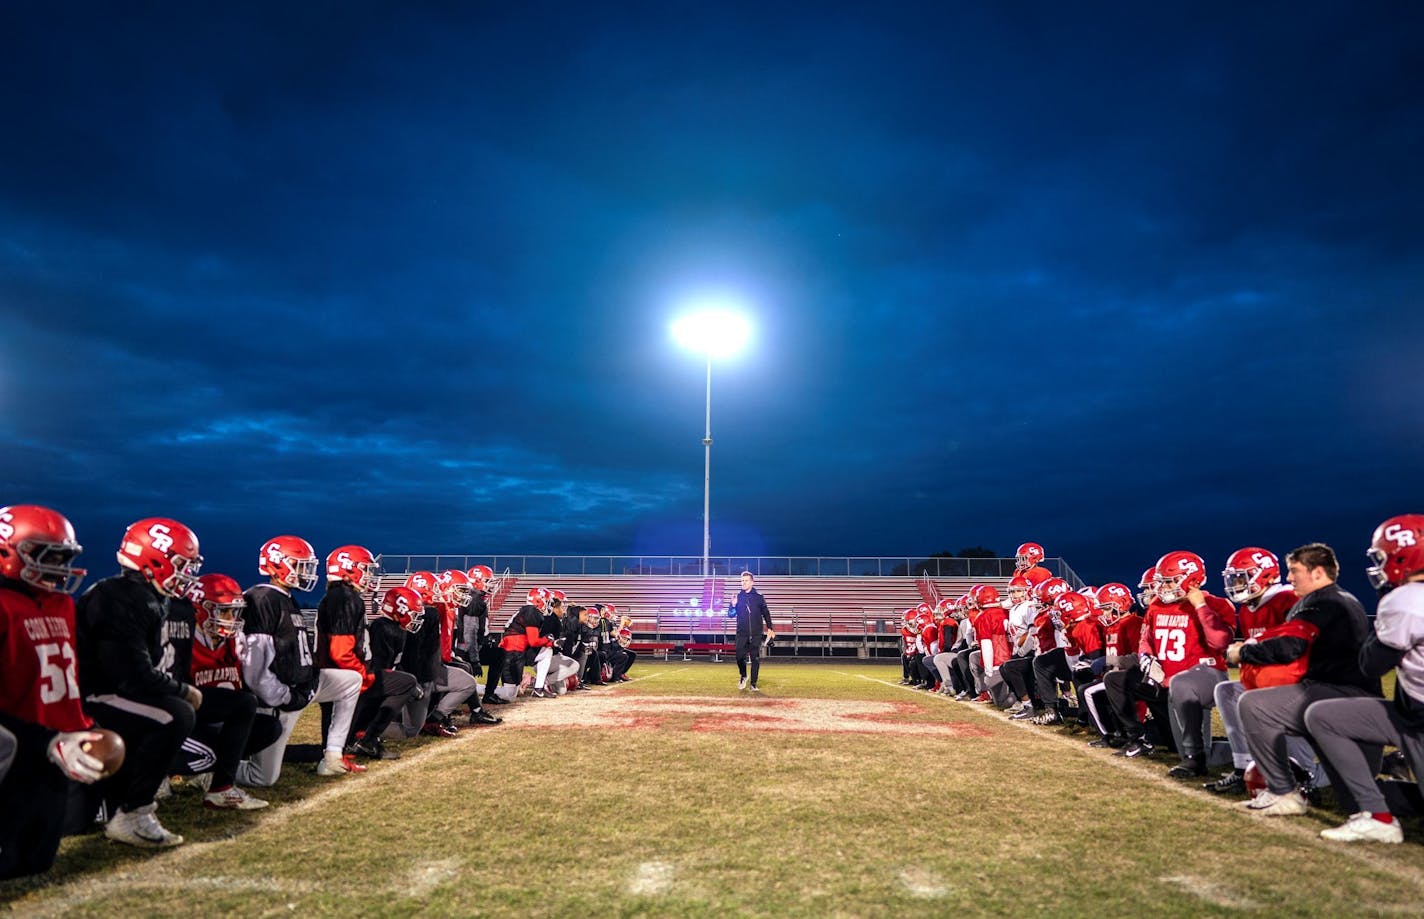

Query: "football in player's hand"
left=82, top=729, right=126, bottom=778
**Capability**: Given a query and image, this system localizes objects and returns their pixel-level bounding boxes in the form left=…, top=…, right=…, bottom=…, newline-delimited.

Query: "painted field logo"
left=505, top=694, right=992, bottom=738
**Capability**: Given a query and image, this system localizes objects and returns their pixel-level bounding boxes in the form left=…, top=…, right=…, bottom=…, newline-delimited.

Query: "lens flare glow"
left=671, top=308, right=751, bottom=359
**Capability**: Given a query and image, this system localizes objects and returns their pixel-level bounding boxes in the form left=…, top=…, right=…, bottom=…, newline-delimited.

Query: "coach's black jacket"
left=728, top=588, right=774, bottom=639
left=1238, top=582, right=1380, bottom=694
left=76, top=570, right=188, bottom=701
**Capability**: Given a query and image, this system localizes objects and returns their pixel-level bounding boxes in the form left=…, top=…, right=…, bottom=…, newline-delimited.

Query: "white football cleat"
left=1320, top=812, right=1403, bottom=844
left=204, top=785, right=270, bottom=811
left=105, top=804, right=183, bottom=848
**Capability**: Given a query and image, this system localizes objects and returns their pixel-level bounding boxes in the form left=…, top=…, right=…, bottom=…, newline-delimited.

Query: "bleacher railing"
left=375, top=554, right=1082, bottom=584
left=630, top=607, right=917, bottom=659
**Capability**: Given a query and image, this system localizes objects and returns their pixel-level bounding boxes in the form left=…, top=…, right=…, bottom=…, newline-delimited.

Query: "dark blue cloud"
left=1, top=2, right=1419, bottom=601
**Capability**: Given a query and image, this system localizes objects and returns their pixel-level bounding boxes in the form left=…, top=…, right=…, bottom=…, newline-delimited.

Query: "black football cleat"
left=1167, top=756, right=1207, bottom=778
left=1204, top=770, right=1246, bottom=794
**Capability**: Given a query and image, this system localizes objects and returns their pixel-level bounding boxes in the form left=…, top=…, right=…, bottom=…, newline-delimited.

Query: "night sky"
left=2, top=3, right=1420, bottom=602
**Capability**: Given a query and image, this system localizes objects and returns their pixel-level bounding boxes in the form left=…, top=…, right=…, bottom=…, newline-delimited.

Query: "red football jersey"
left=0, top=585, right=92, bottom=732
left=1238, top=586, right=1297, bottom=640
left=977, top=608, right=1013, bottom=669
left=1105, top=614, right=1143, bottom=659
left=190, top=633, right=244, bottom=690
left=1069, top=616, right=1105, bottom=656
left=438, top=602, right=459, bottom=663
left=920, top=622, right=939, bottom=652
left=1032, top=611, right=1063, bottom=653
left=1142, top=594, right=1237, bottom=682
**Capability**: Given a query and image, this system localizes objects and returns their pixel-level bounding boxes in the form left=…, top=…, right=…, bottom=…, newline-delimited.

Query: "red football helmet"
left=1222, top=547, right=1281, bottom=604
left=527, top=587, right=550, bottom=610
left=259, top=535, right=318, bottom=591
left=1243, top=761, right=1266, bottom=799
left=934, top=597, right=954, bottom=616
left=438, top=569, right=472, bottom=606
left=466, top=565, right=494, bottom=591
left=976, top=585, right=1002, bottom=609
left=1034, top=577, right=1070, bottom=606
left=1021, top=566, right=1051, bottom=588
left=1366, top=515, right=1424, bottom=592
left=1137, top=566, right=1158, bottom=608
left=0, top=504, right=86, bottom=594
left=1096, top=582, right=1133, bottom=615
left=191, top=573, right=245, bottom=640
left=916, top=608, right=935, bottom=630
left=1015, top=542, right=1045, bottom=571
left=405, top=571, right=442, bottom=605
left=1054, top=591, right=1091, bottom=622
left=1006, top=574, right=1031, bottom=604
left=326, top=545, right=380, bottom=593
left=380, top=585, right=425, bottom=632
left=1154, top=551, right=1206, bottom=604
left=548, top=588, right=567, bottom=607
left=118, top=517, right=202, bottom=597
left=902, top=609, right=920, bottom=634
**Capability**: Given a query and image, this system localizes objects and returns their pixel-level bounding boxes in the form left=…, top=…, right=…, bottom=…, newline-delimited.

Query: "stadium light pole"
left=671, top=308, right=751, bottom=578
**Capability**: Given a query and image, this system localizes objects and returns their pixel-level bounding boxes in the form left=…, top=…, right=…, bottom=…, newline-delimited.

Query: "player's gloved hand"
left=46, top=730, right=105, bottom=784
left=279, top=685, right=316, bottom=712
left=411, top=683, right=426, bottom=701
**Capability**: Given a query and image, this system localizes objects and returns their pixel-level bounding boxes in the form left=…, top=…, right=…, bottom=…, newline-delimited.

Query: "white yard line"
left=628, top=860, right=676, bottom=895
left=17, top=732, right=490, bottom=916
left=853, top=672, right=1424, bottom=894
left=19, top=672, right=690, bottom=914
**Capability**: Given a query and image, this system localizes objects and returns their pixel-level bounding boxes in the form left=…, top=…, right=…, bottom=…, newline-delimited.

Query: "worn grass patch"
left=3, top=663, right=1422, bottom=917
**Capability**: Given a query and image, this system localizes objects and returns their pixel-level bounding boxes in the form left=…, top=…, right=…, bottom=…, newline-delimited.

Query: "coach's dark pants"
left=736, top=634, right=762, bottom=685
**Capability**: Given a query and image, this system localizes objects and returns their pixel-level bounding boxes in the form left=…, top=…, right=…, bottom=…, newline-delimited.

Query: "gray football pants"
left=1214, top=679, right=1320, bottom=776
left=1304, top=697, right=1412, bottom=814
left=1238, top=682, right=1373, bottom=795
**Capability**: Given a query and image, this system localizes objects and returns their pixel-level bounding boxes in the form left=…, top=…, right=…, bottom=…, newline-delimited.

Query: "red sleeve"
left=1194, top=595, right=1235, bottom=651
left=526, top=626, right=552, bottom=648
left=1137, top=609, right=1156, bottom=657
left=327, top=635, right=370, bottom=687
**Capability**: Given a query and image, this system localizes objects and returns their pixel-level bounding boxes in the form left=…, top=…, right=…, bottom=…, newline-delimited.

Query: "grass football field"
left=3, top=661, right=1424, bottom=917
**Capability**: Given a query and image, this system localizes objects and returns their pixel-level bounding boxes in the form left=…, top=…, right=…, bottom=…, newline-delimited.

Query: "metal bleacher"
left=367, top=554, right=1087, bottom=659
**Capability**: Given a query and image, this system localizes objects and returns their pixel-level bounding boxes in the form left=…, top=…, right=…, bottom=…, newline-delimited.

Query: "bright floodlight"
left=671, top=309, right=751, bottom=359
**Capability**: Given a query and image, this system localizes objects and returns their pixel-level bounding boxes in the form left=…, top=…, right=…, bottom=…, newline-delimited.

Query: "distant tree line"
left=889, top=547, right=998, bottom=577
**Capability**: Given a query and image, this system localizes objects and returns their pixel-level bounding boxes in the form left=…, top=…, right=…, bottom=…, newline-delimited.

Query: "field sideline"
left=3, top=662, right=1423, bottom=917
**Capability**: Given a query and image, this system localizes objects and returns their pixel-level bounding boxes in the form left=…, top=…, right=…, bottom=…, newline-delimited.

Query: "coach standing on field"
left=728, top=571, right=775, bottom=692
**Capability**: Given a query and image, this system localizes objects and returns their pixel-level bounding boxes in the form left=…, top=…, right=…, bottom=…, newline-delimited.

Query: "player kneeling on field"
left=77, top=517, right=205, bottom=848
left=1304, top=516, right=1424, bottom=843
left=0, top=505, right=112, bottom=875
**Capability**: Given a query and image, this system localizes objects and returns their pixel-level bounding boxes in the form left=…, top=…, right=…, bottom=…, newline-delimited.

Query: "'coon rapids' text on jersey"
left=0, top=579, right=91, bottom=732
left=191, top=631, right=243, bottom=690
